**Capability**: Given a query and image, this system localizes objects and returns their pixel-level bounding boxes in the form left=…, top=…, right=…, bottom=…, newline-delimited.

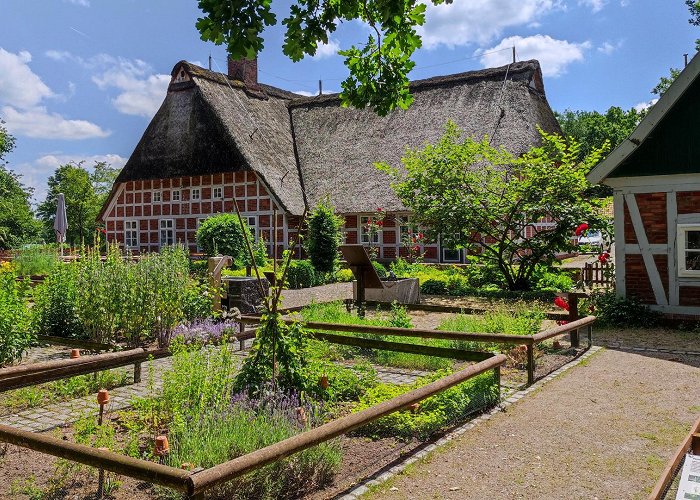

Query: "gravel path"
left=282, top=282, right=352, bottom=309
left=368, top=348, right=700, bottom=499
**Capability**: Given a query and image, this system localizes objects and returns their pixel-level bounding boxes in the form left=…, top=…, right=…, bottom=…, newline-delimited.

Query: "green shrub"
left=354, top=370, right=500, bottom=440
left=286, top=259, right=317, bottom=289
left=12, top=245, right=59, bottom=276
left=531, top=264, right=574, bottom=292
left=335, top=268, right=354, bottom=282
left=196, top=213, right=259, bottom=268
left=589, top=290, right=660, bottom=327
left=32, top=244, right=212, bottom=346
left=31, top=264, right=84, bottom=339
left=0, top=263, right=33, bottom=366
left=372, top=261, right=387, bottom=278
left=305, top=197, right=343, bottom=276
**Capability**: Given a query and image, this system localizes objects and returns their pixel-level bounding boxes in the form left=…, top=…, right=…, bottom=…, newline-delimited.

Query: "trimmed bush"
left=305, top=197, right=343, bottom=275
left=286, top=260, right=317, bottom=289
left=196, top=213, right=255, bottom=267
left=372, top=261, right=388, bottom=278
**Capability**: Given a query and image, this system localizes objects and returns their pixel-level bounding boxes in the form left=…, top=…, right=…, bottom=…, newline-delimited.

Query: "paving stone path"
left=0, top=337, right=426, bottom=433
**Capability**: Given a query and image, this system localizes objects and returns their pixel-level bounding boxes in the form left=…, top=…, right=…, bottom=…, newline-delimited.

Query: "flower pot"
left=97, top=389, right=110, bottom=405
left=70, top=349, right=81, bottom=359
left=155, top=435, right=170, bottom=456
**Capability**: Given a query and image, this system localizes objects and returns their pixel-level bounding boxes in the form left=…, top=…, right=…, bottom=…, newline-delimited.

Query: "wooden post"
left=208, top=256, right=232, bottom=312
left=526, top=344, right=535, bottom=385
left=568, top=293, right=580, bottom=348
left=587, top=324, right=593, bottom=347
left=133, top=362, right=142, bottom=384
left=355, top=266, right=366, bottom=318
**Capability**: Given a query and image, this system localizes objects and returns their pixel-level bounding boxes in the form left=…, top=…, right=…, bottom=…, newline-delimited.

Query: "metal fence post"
left=527, top=344, right=535, bottom=386
left=568, top=293, right=580, bottom=348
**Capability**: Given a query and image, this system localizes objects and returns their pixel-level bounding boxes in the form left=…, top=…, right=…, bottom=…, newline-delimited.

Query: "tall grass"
left=12, top=245, right=59, bottom=276
left=438, top=303, right=545, bottom=352
left=300, top=301, right=452, bottom=371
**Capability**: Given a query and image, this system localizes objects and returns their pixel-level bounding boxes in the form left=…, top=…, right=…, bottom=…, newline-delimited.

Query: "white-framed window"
left=191, top=188, right=201, bottom=201
left=159, top=219, right=174, bottom=247
left=247, top=216, right=258, bottom=241
left=360, top=216, right=380, bottom=244
left=172, top=189, right=180, bottom=202
left=153, top=191, right=161, bottom=203
left=213, top=186, right=223, bottom=199
left=397, top=215, right=419, bottom=243
left=124, top=220, right=139, bottom=249
left=678, top=224, right=700, bottom=276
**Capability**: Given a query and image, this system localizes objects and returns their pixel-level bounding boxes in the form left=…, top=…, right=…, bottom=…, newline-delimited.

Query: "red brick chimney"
left=228, top=57, right=258, bottom=87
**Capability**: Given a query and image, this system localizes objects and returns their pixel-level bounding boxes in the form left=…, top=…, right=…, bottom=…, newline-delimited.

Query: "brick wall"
left=625, top=254, right=655, bottom=304
left=103, top=171, right=284, bottom=254
left=636, top=193, right=667, bottom=244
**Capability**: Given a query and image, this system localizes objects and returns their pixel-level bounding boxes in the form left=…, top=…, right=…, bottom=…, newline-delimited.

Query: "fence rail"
left=649, top=415, right=700, bottom=499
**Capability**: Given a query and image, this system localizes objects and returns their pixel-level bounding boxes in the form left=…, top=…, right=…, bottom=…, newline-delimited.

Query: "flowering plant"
left=364, top=208, right=386, bottom=260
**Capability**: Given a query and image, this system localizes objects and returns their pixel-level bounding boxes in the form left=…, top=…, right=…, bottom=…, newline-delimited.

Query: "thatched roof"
left=290, top=60, right=560, bottom=213
left=110, top=59, right=559, bottom=217
left=113, top=61, right=305, bottom=214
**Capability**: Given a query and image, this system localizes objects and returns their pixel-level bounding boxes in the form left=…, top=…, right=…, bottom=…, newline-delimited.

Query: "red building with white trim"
left=100, top=58, right=560, bottom=262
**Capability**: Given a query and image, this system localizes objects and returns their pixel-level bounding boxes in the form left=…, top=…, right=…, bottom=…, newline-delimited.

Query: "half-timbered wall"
left=610, top=174, right=700, bottom=318
left=102, top=171, right=293, bottom=257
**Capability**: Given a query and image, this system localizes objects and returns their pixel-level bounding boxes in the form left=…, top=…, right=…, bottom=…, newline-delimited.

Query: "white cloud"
left=17, top=153, right=126, bottom=203
left=479, top=35, right=590, bottom=77
left=46, top=51, right=170, bottom=118
left=292, top=88, right=339, bottom=97
left=0, top=49, right=53, bottom=109
left=92, top=57, right=170, bottom=118
left=0, top=48, right=108, bottom=139
left=64, top=0, right=90, bottom=6
left=634, top=98, right=658, bottom=112
left=1, top=106, right=110, bottom=139
left=313, top=39, right=340, bottom=59
left=579, top=0, right=606, bottom=12
left=419, top=0, right=562, bottom=49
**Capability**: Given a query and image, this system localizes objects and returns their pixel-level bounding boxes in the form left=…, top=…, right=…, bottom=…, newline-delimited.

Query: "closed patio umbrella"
left=53, top=193, right=67, bottom=257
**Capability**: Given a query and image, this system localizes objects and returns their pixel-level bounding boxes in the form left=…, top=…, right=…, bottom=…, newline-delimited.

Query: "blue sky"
left=1, top=0, right=698, bottom=202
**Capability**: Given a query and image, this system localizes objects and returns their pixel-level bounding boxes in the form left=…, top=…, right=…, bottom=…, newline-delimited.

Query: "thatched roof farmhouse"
left=100, top=58, right=560, bottom=262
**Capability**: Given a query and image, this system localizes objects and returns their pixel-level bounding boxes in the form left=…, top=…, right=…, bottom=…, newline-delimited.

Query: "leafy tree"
left=305, top=196, right=343, bottom=275
left=91, top=161, right=121, bottom=204
left=378, top=122, right=612, bottom=291
left=196, top=0, right=450, bottom=115
left=650, top=1, right=699, bottom=96
left=37, top=162, right=101, bottom=246
left=687, top=0, right=700, bottom=50
left=0, top=122, right=40, bottom=249
left=652, top=67, right=682, bottom=96
left=555, top=107, right=643, bottom=162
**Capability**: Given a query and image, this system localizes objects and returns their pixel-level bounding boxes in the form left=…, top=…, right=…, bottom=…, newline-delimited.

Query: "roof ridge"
left=174, top=59, right=541, bottom=105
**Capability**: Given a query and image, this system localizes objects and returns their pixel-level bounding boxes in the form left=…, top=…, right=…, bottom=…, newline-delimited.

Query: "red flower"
left=575, top=223, right=589, bottom=237
left=377, top=220, right=384, bottom=227
left=554, top=296, right=570, bottom=311
left=598, top=251, right=610, bottom=264
left=412, top=245, right=421, bottom=253
left=556, top=320, right=569, bottom=326
left=376, top=207, right=383, bottom=212
left=417, top=232, right=424, bottom=239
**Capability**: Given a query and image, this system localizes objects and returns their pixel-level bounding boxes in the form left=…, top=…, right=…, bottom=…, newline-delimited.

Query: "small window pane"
left=686, top=251, right=700, bottom=271
left=172, top=190, right=180, bottom=201
left=687, top=231, right=700, bottom=250
left=191, top=188, right=200, bottom=200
